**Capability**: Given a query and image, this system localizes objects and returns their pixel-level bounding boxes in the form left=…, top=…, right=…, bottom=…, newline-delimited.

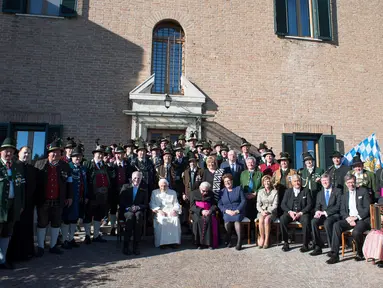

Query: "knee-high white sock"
left=50, top=228, right=60, bottom=248
left=84, top=223, right=91, bottom=236
left=69, top=224, right=77, bottom=241
left=61, top=224, right=69, bottom=242
left=37, top=227, right=46, bottom=249
left=110, top=214, right=117, bottom=228
left=0, top=237, right=10, bottom=264
left=93, top=221, right=101, bottom=238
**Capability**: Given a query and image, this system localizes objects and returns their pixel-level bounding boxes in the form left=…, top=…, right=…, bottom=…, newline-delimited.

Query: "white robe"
left=150, top=189, right=182, bottom=247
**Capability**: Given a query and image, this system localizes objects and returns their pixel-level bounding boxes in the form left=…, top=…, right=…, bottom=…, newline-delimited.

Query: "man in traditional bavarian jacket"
left=0, top=138, right=25, bottom=269
left=35, top=138, right=73, bottom=256
left=150, top=144, right=163, bottom=174
left=83, top=142, right=111, bottom=244
left=298, top=152, right=324, bottom=208
left=62, top=137, right=76, bottom=163
left=109, top=144, right=132, bottom=236
left=326, top=151, right=350, bottom=192
left=348, top=152, right=376, bottom=202
left=124, top=139, right=136, bottom=166
left=132, top=142, right=155, bottom=199
left=61, top=144, right=87, bottom=249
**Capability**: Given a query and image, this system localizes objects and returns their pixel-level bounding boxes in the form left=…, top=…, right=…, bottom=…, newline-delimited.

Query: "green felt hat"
left=0, top=137, right=16, bottom=151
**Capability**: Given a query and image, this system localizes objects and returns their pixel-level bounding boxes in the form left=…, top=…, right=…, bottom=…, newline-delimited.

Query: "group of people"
left=0, top=132, right=382, bottom=270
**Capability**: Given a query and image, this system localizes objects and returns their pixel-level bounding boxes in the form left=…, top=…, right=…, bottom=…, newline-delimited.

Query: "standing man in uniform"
left=35, top=138, right=73, bottom=256
left=62, top=137, right=76, bottom=163
left=0, top=138, right=25, bottom=269
left=326, top=151, right=350, bottom=192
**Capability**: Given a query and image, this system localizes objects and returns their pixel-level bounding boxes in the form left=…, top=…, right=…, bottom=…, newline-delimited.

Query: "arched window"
left=152, top=21, right=185, bottom=94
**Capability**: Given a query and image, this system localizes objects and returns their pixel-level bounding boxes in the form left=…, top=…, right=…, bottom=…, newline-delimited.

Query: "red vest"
left=259, top=163, right=280, bottom=177
left=116, top=166, right=126, bottom=186
left=95, top=166, right=109, bottom=188
left=46, top=165, right=60, bottom=199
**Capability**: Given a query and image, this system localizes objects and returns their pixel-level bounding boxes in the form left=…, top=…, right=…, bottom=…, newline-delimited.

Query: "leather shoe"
left=355, top=254, right=365, bottom=262
left=110, top=227, right=116, bottom=236
left=326, top=255, right=340, bottom=264
left=62, top=240, right=72, bottom=250
left=309, top=247, right=323, bottom=256
left=235, top=244, right=242, bottom=251
left=376, top=261, right=383, bottom=268
left=326, top=251, right=335, bottom=257
left=282, top=243, right=290, bottom=252
left=70, top=239, right=80, bottom=248
left=92, top=235, right=107, bottom=243
left=49, top=245, right=63, bottom=255
left=84, top=235, right=91, bottom=245
left=300, top=245, right=309, bottom=253
left=36, top=247, right=45, bottom=257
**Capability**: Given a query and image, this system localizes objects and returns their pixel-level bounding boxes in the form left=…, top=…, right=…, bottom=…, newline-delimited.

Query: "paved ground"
left=0, top=234, right=381, bottom=288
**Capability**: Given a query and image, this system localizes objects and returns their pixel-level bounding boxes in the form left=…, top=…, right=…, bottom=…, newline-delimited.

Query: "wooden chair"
left=241, top=217, right=251, bottom=244
left=254, top=218, right=280, bottom=246
left=340, top=204, right=375, bottom=258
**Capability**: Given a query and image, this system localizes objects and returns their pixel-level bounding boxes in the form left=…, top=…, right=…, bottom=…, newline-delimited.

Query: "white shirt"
left=348, top=190, right=360, bottom=219
left=293, top=188, right=300, bottom=197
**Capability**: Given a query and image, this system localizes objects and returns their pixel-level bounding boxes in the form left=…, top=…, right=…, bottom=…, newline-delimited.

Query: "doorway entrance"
left=147, top=129, right=185, bottom=145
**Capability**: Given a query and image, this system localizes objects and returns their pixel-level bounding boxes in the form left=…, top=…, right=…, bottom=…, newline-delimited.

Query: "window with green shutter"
left=2, top=0, right=77, bottom=17
left=282, top=133, right=336, bottom=170
left=274, top=0, right=332, bottom=40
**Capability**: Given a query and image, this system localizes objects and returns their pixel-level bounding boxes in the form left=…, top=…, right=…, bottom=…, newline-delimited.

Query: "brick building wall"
left=0, top=0, right=382, bottom=158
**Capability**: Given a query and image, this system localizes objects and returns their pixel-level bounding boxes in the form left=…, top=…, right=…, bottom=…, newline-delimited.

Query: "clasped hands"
left=225, top=209, right=239, bottom=216
left=288, top=211, right=303, bottom=221
left=127, top=205, right=140, bottom=213
left=314, top=211, right=326, bottom=219
left=157, top=210, right=178, bottom=217
left=346, top=216, right=358, bottom=227
left=201, top=209, right=211, bottom=217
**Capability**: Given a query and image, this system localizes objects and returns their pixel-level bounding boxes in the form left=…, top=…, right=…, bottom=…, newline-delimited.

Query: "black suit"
left=280, top=187, right=313, bottom=246
left=326, top=165, right=351, bottom=192
left=119, top=184, right=148, bottom=244
left=220, top=161, right=244, bottom=187
left=330, top=187, right=371, bottom=255
left=311, top=187, right=342, bottom=248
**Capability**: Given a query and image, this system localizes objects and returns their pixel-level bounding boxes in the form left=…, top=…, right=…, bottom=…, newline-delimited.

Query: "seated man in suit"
left=280, top=174, right=313, bottom=252
left=327, top=174, right=371, bottom=264
left=119, top=171, right=148, bottom=256
left=310, top=173, right=342, bottom=256
left=220, top=150, right=244, bottom=187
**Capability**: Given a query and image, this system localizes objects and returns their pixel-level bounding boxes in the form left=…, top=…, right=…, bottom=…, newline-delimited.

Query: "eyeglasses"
left=201, top=189, right=208, bottom=192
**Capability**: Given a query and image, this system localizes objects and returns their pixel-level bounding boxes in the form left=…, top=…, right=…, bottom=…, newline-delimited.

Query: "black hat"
left=188, top=154, right=197, bottom=162
left=174, top=144, right=184, bottom=152
left=92, top=139, right=105, bottom=154
left=221, top=145, right=229, bottom=152
left=178, top=134, right=186, bottom=141
left=104, top=146, right=113, bottom=155
left=262, top=149, right=275, bottom=158
left=277, top=152, right=291, bottom=162
left=187, top=131, right=198, bottom=141
left=352, top=152, right=364, bottom=166
left=240, top=138, right=251, bottom=148
left=196, top=140, right=203, bottom=148
left=330, top=151, right=343, bottom=158
left=162, top=148, right=172, bottom=156
left=0, top=137, right=17, bottom=151
left=124, top=139, right=135, bottom=148
left=302, top=152, right=315, bottom=161
left=151, top=143, right=161, bottom=151
left=136, top=141, right=147, bottom=151
left=202, top=142, right=212, bottom=151
left=160, top=137, right=169, bottom=144
left=115, top=144, right=125, bottom=154
left=214, top=140, right=223, bottom=148
left=64, top=137, right=77, bottom=149
left=47, top=138, right=64, bottom=152
left=258, top=141, right=268, bottom=150
left=70, top=144, right=84, bottom=157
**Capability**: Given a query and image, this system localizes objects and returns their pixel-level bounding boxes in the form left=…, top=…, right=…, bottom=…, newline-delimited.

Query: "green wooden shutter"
left=282, top=133, right=296, bottom=169
left=60, top=0, right=77, bottom=17
left=0, top=123, right=9, bottom=144
left=319, top=134, right=336, bottom=170
left=274, top=0, right=288, bottom=36
left=314, top=0, right=332, bottom=40
left=2, top=0, right=26, bottom=13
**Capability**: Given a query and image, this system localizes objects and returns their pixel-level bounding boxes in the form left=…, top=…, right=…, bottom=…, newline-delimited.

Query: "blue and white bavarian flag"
left=343, top=133, right=382, bottom=172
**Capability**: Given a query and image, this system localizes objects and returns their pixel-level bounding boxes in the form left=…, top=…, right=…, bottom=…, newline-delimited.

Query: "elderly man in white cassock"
left=150, top=178, right=182, bottom=249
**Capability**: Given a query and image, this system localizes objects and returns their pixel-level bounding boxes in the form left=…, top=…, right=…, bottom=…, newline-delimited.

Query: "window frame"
left=2, top=0, right=77, bottom=17
left=151, top=21, right=185, bottom=95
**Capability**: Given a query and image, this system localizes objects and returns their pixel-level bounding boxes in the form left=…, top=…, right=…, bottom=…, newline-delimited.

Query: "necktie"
left=191, top=170, right=195, bottom=187
left=6, top=161, right=11, bottom=169
left=248, top=172, right=254, bottom=192
left=325, top=190, right=330, bottom=206
left=231, top=164, right=235, bottom=173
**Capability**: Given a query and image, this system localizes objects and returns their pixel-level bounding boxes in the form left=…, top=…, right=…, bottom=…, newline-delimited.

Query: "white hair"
left=199, top=181, right=211, bottom=190
left=228, top=150, right=236, bottom=156
left=158, top=178, right=169, bottom=186
left=132, top=171, right=142, bottom=179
